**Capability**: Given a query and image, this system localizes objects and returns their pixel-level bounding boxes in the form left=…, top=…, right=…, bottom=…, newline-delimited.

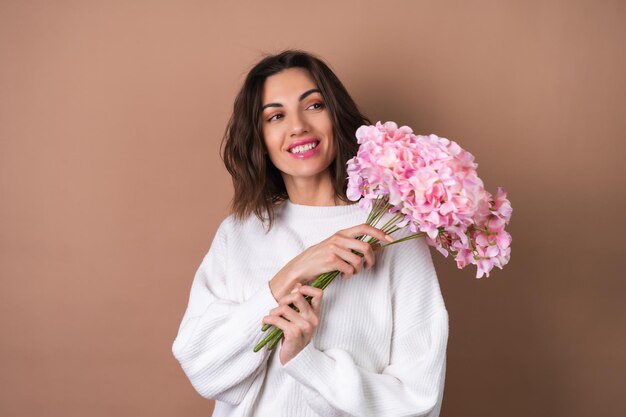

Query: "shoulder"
left=383, top=233, right=446, bottom=311
left=215, top=212, right=270, bottom=237
left=384, top=229, right=434, bottom=273
left=213, top=208, right=289, bottom=246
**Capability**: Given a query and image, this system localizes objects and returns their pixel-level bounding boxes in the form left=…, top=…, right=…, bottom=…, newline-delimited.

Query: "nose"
left=290, top=111, right=310, bottom=137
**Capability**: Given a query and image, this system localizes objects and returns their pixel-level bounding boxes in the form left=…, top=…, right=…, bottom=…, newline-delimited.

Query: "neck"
left=282, top=171, right=346, bottom=206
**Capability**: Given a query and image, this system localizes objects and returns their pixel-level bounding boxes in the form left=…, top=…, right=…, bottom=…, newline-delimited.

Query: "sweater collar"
left=279, top=199, right=366, bottom=223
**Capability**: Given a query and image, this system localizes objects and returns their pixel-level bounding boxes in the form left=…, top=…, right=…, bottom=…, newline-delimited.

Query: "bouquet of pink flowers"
left=347, top=121, right=512, bottom=277
left=254, top=121, right=512, bottom=352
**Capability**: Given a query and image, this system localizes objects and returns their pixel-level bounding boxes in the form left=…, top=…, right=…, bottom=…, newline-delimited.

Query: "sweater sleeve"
left=171, top=220, right=277, bottom=404
left=282, top=237, right=449, bottom=417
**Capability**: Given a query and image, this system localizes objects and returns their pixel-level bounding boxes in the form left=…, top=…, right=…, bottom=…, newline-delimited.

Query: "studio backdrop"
left=1, top=1, right=624, bottom=416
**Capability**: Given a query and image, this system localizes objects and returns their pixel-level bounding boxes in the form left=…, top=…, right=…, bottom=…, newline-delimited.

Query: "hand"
left=262, top=284, right=323, bottom=365
left=269, top=224, right=393, bottom=300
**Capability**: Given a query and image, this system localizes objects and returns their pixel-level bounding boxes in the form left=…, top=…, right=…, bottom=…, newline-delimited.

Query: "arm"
left=282, top=238, right=449, bottom=417
left=171, top=221, right=277, bottom=404
left=173, top=221, right=391, bottom=404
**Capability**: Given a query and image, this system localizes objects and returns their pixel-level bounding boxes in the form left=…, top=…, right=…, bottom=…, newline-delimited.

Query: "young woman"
left=172, top=50, right=449, bottom=417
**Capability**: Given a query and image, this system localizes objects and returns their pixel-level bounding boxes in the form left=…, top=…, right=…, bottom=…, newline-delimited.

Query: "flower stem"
left=366, top=196, right=386, bottom=224
left=379, top=232, right=426, bottom=248
left=377, top=213, right=403, bottom=235
left=254, top=202, right=424, bottom=353
left=254, top=270, right=342, bottom=352
left=253, top=325, right=284, bottom=352
left=367, top=197, right=390, bottom=228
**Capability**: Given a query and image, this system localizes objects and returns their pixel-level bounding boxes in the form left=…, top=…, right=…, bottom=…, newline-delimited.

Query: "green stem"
left=367, top=197, right=390, bottom=228
left=266, top=331, right=282, bottom=350
left=254, top=205, right=427, bottom=352
left=377, top=213, right=403, bottom=235
left=253, top=325, right=284, bottom=352
left=383, top=225, right=401, bottom=236
left=366, top=196, right=387, bottom=225
left=255, top=270, right=341, bottom=350
left=378, top=232, right=426, bottom=248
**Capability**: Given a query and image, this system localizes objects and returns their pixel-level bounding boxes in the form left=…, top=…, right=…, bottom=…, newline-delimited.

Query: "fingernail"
left=385, top=234, right=394, bottom=242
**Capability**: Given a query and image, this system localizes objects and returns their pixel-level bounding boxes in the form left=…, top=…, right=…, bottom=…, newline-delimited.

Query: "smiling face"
left=261, top=67, right=336, bottom=191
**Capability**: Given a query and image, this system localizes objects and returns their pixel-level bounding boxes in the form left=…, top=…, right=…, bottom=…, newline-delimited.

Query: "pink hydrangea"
left=347, top=121, right=513, bottom=278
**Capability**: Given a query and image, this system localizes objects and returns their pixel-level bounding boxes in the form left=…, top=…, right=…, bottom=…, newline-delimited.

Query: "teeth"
left=289, top=142, right=318, bottom=154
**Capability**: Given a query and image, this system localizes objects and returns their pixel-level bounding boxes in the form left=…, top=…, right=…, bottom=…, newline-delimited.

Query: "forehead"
left=262, top=68, right=318, bottom=103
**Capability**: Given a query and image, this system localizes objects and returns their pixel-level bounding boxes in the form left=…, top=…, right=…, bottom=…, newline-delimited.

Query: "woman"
left=172, top=50, right=449, bottom=417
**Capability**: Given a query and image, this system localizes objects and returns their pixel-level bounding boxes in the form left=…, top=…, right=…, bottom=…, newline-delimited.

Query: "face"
left=260, top=67, right=335, bottom=186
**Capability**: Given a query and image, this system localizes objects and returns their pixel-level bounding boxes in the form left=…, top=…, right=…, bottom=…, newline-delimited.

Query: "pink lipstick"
left=287, top=138, right=321, bottom=159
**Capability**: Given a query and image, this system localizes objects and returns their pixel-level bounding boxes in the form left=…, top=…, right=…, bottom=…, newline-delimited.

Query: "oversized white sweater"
left=172, top=201, right=449, bottom=417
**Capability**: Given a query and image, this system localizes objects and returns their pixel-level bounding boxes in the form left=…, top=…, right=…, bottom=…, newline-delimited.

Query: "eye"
left=267, top=113, right=284, bottom=122
left=307, top=102, right=325, bottom=111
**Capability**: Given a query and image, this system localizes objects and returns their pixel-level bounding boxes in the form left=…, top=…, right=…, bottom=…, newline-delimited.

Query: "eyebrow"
left=261, top=88, right=321, bottom=111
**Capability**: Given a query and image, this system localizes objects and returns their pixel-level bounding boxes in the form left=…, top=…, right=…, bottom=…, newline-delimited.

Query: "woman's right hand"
left=268, top=223, right=394, bottom=301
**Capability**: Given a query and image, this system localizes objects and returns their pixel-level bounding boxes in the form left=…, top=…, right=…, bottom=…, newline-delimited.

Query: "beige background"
left=1, top=1, right=625, bottom=416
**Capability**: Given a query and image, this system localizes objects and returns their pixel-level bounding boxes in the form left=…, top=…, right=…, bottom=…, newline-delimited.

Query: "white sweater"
left=172, top=201, right=449, bottom=417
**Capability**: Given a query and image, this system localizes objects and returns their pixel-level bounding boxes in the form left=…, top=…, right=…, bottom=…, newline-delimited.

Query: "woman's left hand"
left=262, top=283, right=323, bottom=365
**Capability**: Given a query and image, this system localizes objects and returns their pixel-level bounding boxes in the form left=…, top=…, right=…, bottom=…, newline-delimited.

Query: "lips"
left=286, top=138, right=322, bottom=160
left=287, top=138, right=320, bottom=154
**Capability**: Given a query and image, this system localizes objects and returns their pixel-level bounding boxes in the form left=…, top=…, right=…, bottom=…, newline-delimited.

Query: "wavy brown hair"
left=221, top=50, right=370, bottom=230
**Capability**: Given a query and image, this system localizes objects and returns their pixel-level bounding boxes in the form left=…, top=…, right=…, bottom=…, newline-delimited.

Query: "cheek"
left=327, top=141, right=337, bottom=162
left=326, top=128, right=337, bottom=158
left=262, top=128, right=279, bottom=154
left=261, top=133, right=283, bottom=168
left=317, top=113, right=334, bottom=148
left=321, top=113, right=333, bottom=131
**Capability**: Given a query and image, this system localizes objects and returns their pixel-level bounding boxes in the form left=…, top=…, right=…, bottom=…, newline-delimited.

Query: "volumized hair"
left=220, top=50, right=370, bottom=230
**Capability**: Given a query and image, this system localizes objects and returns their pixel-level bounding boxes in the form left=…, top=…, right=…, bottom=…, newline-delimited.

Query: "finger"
left=334, top=237, right=378, bottom=270
left=268, top=293, right=313, bottom=320
left=298, top=285, right=323, bottom=314
left=337, top=261, right=356, bottom=278
left=263, top=313, right=289, bottom=326
left=290, top=292, right=314, bottom=318
left=274, top=290, right=310, bottom=308
left=268, top=305, right=315, bottom=337
left=266, top=303, right=303, bottom=324
left=331, top=232, right=382, bottom=270
left=268, top=303, right=294, bottom=317
left=333, top=245, right=364, bottom=274
left=297, top=285, right=323, bottom=298
left=262, top=315, right=300, bottom=340
left=344, top=224, right=394, bottom=243
left=325, top=253, right=356, bottom=277
left=275, top=304, right=307, bottom=323
left=345, top=239, right=375, bottom=270
left=269, top=293, right=313, bottom=319
left=290, top=282, right=303, bottom=294
left=360, top=248, right=373, bottom=270
left=331, top=234, right=370, bottom=253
